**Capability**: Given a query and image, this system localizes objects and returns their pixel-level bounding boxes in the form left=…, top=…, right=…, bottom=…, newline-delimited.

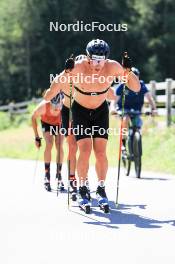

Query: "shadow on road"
left=71, top=199, right=175, bottom=230
left=139, top=177, right=169, bottom=181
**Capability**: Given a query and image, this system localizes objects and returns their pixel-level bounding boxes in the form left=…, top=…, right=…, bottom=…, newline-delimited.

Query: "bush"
left=0, top=112, right=11, bottom=130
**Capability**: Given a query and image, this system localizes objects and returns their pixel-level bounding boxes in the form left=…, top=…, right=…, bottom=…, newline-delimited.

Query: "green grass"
left=0, top=115, right=175, bottom=174
left=108, top=116, right=175, bottom=174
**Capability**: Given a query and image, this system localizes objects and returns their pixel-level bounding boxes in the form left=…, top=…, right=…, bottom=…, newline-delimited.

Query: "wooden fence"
left=145, top=78, right=175, bottom=126
left=0, top=98, right=42, bottom=121
left=0, top=78, right=175, bottom=126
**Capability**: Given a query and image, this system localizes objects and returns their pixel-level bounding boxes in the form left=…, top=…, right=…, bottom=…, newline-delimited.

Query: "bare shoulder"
left=106, top=59, right=122, bottom=70
left=33, top=100, right=46, bottom=115
left=105, top=59, right=123, bottom=77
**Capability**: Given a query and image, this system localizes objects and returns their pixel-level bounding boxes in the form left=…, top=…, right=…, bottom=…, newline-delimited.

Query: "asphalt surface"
left=0, top=158, right=175, bottom=264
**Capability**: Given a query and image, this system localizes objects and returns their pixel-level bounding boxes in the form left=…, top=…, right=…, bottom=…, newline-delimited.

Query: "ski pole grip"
left=122, top=51, right=132, bottom=69
left=35, top=137, right=42, bottom=147
left=65, top=54, right=75, bottom=72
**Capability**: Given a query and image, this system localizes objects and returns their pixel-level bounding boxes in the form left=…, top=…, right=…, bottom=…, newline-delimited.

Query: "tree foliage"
left=0, top=0, right=174, bottom=104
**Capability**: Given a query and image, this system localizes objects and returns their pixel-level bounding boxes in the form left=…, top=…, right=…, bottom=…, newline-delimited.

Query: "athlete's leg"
left=93, top=138, right=108, bottom=183
left=55, top=133, right=64, bottom=176
left=43, top=132, right=54, bottom=163
left=66, top=134, right=77, bottom=176
left=43, top=132, right=54, bottom=191
left=55, top=133, right=64, bottom=165
left=77, top=138, right=92, bottom=185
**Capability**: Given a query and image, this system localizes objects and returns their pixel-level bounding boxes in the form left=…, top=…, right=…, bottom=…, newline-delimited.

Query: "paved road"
left=0, top=158, right=175, bottom=264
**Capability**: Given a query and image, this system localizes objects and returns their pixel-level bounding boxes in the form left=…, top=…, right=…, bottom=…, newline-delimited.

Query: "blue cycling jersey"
left=115, top=80, right=149, bottom=111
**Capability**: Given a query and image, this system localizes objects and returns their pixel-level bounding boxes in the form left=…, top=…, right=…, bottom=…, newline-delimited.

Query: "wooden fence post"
left=166, top=78, right=172, bottom=127
left=9, top=102, right=15, bottom=122
left=150, top=80, right=156, bottom=102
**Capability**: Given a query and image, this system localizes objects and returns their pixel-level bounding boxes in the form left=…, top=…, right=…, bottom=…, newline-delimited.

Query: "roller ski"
left=69, top=176, right=77, bottom=201
left=44, top=177, right=51, bottom=192
left=78, top=186, right=91, bottom=214
left=56, top=173, right=65, bottom=195
left=86, top=179, right=91, bottom=201
left=96, top=186, right=110, bottom=213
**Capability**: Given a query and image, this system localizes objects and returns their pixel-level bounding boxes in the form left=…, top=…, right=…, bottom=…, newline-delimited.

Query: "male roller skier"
left=44, top=39, right=140, bottom=212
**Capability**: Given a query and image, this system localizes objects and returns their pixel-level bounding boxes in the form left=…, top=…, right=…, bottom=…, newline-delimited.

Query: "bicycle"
left=117, top=109, right=151, bottom=178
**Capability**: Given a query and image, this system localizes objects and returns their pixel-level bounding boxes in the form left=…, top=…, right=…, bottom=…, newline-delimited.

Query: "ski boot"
left=44, top=176, right=51, bottom=192
left=96, top=186, right=109, bottom=213
left=69, top=176, right=77, bottom=201
left=56, top=173, right=65, bottom=192
left=78, top=186, right=91, bottom=214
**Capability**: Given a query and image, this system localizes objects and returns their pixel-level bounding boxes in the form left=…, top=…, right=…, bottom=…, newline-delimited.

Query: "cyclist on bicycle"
left=110, top=67, right=157, bottom=149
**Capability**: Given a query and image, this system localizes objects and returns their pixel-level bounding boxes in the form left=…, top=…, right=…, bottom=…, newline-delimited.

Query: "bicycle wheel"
left=133, top=131, right=142, bottom=178
left=122, top=138, right=132, bottom=176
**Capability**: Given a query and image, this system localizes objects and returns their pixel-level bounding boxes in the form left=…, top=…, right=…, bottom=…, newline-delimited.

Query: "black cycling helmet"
left=131, top=67, right=140, bottom=77
left=86, top=39, right=110, bottom=59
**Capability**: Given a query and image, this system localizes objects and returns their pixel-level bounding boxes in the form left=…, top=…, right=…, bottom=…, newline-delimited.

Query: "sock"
left=69, top=174, right=76, bottom=181
left=122, top=138, right=126, bottom=147
left=57, top=163, right=62, bottom=173
left=98, top=180, right=105, bottom=187
left=45, top=163, right=50, bottom=180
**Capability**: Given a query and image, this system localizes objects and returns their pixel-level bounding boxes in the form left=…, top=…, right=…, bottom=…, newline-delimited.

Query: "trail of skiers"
left=32, top=39, right=157, bottom=214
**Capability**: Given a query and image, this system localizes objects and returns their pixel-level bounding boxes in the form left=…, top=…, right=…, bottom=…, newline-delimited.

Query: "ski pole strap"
left=69, top=81, right=73, bottom=121
left=121, top=84, right=126, bottom=119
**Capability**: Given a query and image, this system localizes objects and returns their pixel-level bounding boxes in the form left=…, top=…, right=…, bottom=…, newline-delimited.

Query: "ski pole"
left=33, top=147, right=41, bottom=185
left=67, top=80, right=73, bottom=208
left=115, top=88, right=125, bottom=205
left=116, top=52, right=128, bottom=205
left=57, top=131, right=61, bottom=197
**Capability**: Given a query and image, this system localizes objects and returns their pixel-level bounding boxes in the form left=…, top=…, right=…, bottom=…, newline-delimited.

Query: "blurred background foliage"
left=0, top=0, right=175, bottom=104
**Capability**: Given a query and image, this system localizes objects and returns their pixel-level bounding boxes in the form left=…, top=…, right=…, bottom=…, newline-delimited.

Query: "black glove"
left=122, top=52, right=132, bottom=69
left=65, top=54, right=74, bottom=71
left=35, top=137, right=42, bottom=147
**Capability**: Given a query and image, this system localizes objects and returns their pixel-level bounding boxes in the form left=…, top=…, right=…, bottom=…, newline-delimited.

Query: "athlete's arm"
left=145, top=92, right=157, bottom=115
left=111, top=61, right=140, bottom=92
left=107, top=87, right=117, bottom=101
left=44, top=62, right=81, bottom=101
left=31, top=102, right=45, bottom=139
left=109, top=96, right=121, bottom=115
left=44, top=71, right=65, bottom=101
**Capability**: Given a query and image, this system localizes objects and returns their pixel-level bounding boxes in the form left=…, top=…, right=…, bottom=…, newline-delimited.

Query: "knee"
left=95, top=150, right=107, bottom=161
left=79, top=142, right=92, bottom=155
left=45, top=140, right=53, bottom=150
left=123, top=116, right=129, bottom=128
left=70, top=144, right=77, bottom=155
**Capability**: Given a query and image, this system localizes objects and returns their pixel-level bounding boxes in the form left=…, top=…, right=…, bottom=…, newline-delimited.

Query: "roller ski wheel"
left=71, top=191, right=77, bottom=202
left=96, top=186, right=110, bottom=214
left=78, top=186, right=91, bottom=214
left=98, top=199, right=110, bottom=213
left=69, top=177, right=77, bottom=201
left=44, top=182, right=51, bottom=192
left=79, top=199, right=91, bottom=214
